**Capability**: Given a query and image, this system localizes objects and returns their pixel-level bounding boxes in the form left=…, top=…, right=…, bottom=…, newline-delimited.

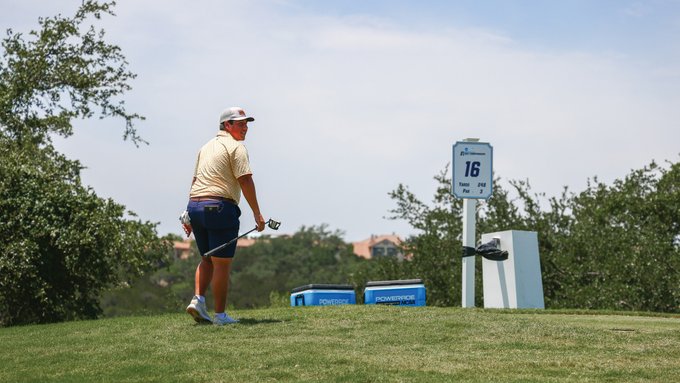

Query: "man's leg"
left=186, top=256, right=214, bottom=323
left=211, top=257, right=233, bottom=313
left=186, top=201, right=214, bottom=323
left=195, top=257, right=213, bottom=296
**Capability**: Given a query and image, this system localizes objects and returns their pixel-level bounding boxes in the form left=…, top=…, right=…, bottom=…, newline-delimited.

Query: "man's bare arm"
left=238, top=174, right=265, bottom=231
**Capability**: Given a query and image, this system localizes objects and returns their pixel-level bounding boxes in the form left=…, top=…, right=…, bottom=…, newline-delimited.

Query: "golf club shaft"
left=204, top=219, right=274, bottom=257
left=204, top=227, right=257, bottom=257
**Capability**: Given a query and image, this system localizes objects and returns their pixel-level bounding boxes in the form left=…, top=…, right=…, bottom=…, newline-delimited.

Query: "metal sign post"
left=461, top=198, right=477, bottom=308
left=452, top=138, right=493, bottom=308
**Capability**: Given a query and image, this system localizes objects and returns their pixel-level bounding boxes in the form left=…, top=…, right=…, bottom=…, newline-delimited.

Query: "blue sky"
left=289, top=1, right=679, bottom=53
left=3, top=1, right=679, bottom=241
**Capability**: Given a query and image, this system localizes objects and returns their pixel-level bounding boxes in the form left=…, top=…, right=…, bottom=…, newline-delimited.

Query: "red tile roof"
left=236, top=237, right=256, bottom=247
left=352, top=234, right=403, bottom=259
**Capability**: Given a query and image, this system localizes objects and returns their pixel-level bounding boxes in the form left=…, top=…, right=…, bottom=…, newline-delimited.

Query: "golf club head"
left=267, top=219, right=281, bottom=230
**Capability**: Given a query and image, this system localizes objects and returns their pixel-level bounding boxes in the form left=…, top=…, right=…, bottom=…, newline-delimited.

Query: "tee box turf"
left=290, top=284, right=356, bottom=307
left=363, top=279, right=426, bottom=306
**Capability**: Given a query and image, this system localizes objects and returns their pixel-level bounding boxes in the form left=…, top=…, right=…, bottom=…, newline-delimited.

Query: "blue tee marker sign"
left=452, top=141, right=493, bottom=199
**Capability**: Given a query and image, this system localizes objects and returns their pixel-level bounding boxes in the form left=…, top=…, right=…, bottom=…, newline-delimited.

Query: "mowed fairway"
left=1, top=306, right=678, bottom=382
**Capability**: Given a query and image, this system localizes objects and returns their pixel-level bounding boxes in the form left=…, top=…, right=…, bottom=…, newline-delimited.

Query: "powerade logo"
left=375, top=295, right=416, bottom=305
left=319, top=298, right=349, bottom=305
left=460, top=147, right=485, bottom=156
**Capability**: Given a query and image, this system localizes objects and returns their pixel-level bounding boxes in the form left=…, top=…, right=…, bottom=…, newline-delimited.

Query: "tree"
left=0, top=1, right=169, bottom=326
left=387, top=161, right=680, bottom=312
left=551, top=161, right=680, bottom=311
left=384, top=166, right=465, bottom=306
left=230, top=225, right=363, bottom=308
left=100, top=234, right=191, bottom=317
left=0, top=0, right=144, bottom=146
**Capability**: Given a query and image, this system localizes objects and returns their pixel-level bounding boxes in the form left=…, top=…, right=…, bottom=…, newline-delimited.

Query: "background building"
left=352, top=234, right=405, bottom=261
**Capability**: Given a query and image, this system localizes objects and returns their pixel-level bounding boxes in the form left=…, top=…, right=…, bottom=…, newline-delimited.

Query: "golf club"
left=204, top=219, right=281, bottom=257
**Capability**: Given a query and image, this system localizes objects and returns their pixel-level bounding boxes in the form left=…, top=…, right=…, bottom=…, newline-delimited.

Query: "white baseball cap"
left=219, top=106, right=255, bottom=123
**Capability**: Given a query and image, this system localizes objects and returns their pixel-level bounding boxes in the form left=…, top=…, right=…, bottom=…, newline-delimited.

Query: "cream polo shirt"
left=189, top=130, right=252, bottom=203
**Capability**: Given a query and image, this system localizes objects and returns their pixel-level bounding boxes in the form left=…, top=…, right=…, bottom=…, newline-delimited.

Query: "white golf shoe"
left=186, top=296, right=212, bottom=324
left=213, top=313, right=239, bottom=326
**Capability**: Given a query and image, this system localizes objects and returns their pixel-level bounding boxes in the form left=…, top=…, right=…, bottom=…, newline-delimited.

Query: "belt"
left=190, top=196, right=237, bottom=205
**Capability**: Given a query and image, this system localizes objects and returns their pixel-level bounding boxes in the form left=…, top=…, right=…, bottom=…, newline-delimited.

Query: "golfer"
left=184, top=106, right=265, bottom=325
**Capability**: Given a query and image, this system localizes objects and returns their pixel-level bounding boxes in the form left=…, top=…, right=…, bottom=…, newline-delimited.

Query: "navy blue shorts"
left=187, top=199, right=241, bottom=258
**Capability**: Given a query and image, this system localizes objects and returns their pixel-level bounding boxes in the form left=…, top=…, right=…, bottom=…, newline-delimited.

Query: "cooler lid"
left=365, top=279, right=423, bottom=287
left=291, top=284, right=354, bottom=293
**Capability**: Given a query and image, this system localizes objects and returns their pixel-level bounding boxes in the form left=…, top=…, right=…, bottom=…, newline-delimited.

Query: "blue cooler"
left=290, top=284, right=356, bottom=307
left=364, top=279, right=426, bottom=306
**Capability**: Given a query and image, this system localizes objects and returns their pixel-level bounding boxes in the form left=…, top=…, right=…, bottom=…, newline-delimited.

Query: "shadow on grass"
left=236, top=318, right=284, bottom=326
left=189, top=318, right=284, bottom=327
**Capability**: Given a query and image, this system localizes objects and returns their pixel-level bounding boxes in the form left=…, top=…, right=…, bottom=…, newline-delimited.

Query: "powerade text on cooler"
left=290, top=284, right=356, bottom=306
left=363, top=279, right=426, bottom=306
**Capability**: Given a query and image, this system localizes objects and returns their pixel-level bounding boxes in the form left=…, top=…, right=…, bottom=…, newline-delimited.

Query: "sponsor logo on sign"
left=461, top=150, right=486, bottom=156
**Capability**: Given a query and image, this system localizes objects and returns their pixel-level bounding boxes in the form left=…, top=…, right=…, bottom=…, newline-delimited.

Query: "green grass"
left=1, top=306, right=679, bottom=382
